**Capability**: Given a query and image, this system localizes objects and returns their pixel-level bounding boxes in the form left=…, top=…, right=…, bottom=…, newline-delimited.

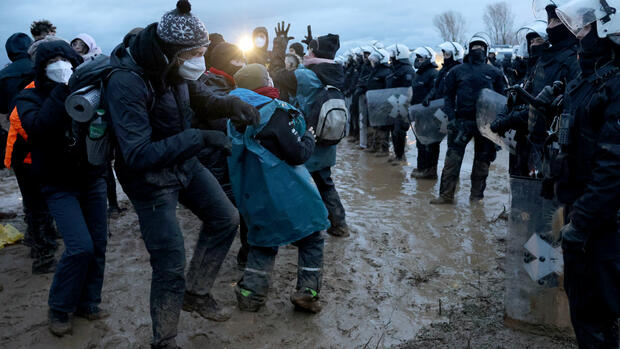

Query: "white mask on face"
left=178, top=56, right=206, bottom=81
left=255, top=35, right=267, bottom=48
left=46, top=61, right=73, bottom=84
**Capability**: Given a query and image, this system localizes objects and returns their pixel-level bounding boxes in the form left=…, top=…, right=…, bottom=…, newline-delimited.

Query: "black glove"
left=301, top=25, right=313, bottom=47
left=490, top=113, right=510, bottom=137
left=560, top=222, right=588, bottom=253
left=422, top=97, right=431, bottom=107
left=274, top=21, right=294, bottom=41
left=226, top=96, right=260, bottom=128
left=201, top=130, right=232, bottom=156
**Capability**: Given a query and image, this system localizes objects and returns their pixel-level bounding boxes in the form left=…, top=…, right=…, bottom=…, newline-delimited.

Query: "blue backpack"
left=227, top=88, right=329, bottom=247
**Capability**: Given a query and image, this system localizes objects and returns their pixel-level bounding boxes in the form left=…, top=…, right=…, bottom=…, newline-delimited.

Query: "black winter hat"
left=310, top=34, right=340, bottom=60
left=33, top=40, right=82, bottom=84
left=210, top=43, right=244, bottom=76
left=289, top=42, right=304, bottom=57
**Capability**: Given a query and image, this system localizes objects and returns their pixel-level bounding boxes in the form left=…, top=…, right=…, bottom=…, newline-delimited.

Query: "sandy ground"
left=0, top=132, right=577, bottom=349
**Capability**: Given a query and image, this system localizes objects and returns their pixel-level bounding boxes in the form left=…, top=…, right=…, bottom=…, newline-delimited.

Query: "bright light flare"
left=238, top=36, right=254, bottom=53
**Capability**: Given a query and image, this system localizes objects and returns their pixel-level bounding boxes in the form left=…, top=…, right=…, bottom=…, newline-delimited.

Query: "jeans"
left=240, top=231, right=324, bottom=298
left=129, top=161, right=238, bottom=346
left=311, top=167, right=346, bottom=228
left=44, top=177, right=108, bottom=313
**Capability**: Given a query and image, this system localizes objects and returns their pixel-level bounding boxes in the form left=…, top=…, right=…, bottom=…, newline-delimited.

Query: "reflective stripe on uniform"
left=244, top=267, right=269, bottom=276
left=300, top=267, right=321, bottom=272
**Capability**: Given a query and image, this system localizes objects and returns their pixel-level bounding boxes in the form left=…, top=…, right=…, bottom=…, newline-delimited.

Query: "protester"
left=104, top=1, right=259, bottom=347
left=270, top=22, right=353, bottom=238
left=70, top=33, right=103, bottom=61
left=1, top=32, right=59, bottom=274
left=28, top=20, right=64, bottom=61
left=15, top=40, right=109, bottom=336
left=228, top=63, right=328, bottom=313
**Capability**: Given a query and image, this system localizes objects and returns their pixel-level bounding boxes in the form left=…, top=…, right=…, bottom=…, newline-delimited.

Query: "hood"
left=5, top=33, right=33, bottom=62
left=308, top=62, right=345, bottom=90
left=252, top=27, right=269, bottom=51
left=33, top=40, right=83, bottom=89
left=110, top=23, right=171, bottom=90
left=73, top=33, right=102, bottom=57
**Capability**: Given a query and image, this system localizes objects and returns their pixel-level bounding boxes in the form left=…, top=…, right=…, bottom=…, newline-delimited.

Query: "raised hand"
left=275, top=21, right=294, bottom=41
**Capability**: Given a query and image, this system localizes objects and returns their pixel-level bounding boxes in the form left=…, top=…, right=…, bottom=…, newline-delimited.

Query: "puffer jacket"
left=0, top=33, right=35, bottom=114
left=105, top=23, right=236, bottom=198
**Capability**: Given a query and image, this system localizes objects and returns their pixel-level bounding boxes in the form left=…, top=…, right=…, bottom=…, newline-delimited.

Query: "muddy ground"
left=0, top=133, right=577, bottom=349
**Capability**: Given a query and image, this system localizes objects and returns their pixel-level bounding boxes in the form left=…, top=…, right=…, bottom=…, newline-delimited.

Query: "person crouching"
left=228, top=64, right=329, bottom=313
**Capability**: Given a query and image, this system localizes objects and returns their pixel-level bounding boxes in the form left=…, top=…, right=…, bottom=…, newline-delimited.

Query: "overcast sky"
left=0, top=0, right=539, bottom=66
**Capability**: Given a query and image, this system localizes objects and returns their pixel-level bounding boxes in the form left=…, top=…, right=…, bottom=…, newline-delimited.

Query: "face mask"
left=255, top=35, right=266, bottom=48
left=178, top=56, right=206, bottom=81
left=546, top=24, right=571, bottom=45
left=529, top=43, right=548, bottom=59
left=469, top=49, right=486, bottom=64
left=46, top=60, right=73, bottom=84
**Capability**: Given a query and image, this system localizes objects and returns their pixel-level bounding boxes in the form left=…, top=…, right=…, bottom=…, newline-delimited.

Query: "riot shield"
left=365, top=87, right=412, bottom=127
left=476, top=88, right=516, bottom=154
left=408, top=99, right=447, bottom=145
left=359, top=95, right=368, bottom=148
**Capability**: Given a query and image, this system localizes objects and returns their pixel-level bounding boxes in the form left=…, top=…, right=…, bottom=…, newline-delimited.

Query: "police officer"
left=491, top=21, right=549, bottom=177
left=409, top=46, right=439, bottom=175
left=431, top=33, right=506, bottom=204
left=366, top=47, right=392, bottom=156
left=528, top=3, right=580, bottom=176
left=386, top=43, right=415, bottom=164
left=350, top=46, right=373, bottom=146
left=551, top=1, right=620, bottom=346
left=415, top=42, right=463, bottom=178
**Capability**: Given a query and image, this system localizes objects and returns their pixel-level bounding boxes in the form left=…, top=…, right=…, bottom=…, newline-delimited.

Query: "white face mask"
left=46, top=61, right=73, bottom=84
left=178, top=56, right=206, bottom=81
left=254, top=35, right=267, bottom=48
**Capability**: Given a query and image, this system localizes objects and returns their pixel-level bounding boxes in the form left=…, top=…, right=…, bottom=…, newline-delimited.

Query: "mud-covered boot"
left=32, top=250, right=56, bottom=275
left=327, top=224, right=351, bottom=237
left=430, top=196, right=454, bottom=205
left=390, top=155, right=407, bottom=166
left=48, top=309, right=72, bottom=337
left=290, top=288, right=322, bottom=313
left=75, top=306, right=110, bottom=321
left=182, top=292, right=231, bottom=321
left=412, top=166, right=437, bottom=179
left=235, top=285, right=266, bottom=312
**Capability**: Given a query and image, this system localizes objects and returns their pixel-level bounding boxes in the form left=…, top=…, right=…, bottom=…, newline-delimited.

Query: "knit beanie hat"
left=289, top=42, right=304, bottom=57
left=157, top=0, right=210, bottom=59
left=211, top=43, right=245, bottom=76
left=234, top=63, right=270, bottom=90
left=309, top=34, right=340, bottom=60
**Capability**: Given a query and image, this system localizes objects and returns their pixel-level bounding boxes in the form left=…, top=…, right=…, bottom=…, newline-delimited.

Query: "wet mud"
left=0, top=132, right=577, bottom=348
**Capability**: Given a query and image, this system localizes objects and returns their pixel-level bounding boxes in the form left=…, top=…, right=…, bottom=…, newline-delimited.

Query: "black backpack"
left=65, top=55, right=152, bottom=166
left=308, top=85, right=349, bottom=146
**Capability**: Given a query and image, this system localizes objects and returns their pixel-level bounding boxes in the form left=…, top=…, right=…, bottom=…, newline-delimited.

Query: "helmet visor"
left=555, top=0, right=604, bottom=36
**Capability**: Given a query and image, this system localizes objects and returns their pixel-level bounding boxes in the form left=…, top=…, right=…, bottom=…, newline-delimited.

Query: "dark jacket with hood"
left=366, top=63, right=391, bottom=91
left=386, top=59, right=415, bottom=89
left=411, top=60, right=438, bottom=104
left=105, top=23, right=234, bottom=198
left=0, top=33, right=35, bottom=114
left=444, top=53, right=506, bottom=121
left=15, top=41, right=98, bottom=188
left=428, top=57, right=460, bottom=100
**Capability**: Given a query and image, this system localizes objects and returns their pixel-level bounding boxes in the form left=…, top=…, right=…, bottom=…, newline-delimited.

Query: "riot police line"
left=337, top=1, right=619, bottom=347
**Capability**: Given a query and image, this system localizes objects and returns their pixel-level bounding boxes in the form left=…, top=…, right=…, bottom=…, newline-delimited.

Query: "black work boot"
left=75, top=306, right=110, bottom=321
left=290, top=288, right=322, bottom=313
left=48, top=309, right=72, bottom=337
left=411, top=166, right=438, bottom=179
left=234, top=285, right=266, bottom=312
left=182, top=292, right=231, bottom=322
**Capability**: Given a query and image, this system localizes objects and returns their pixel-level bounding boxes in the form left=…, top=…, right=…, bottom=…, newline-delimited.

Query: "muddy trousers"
left=44, top=178, right=108, bottom=314
left=311, top=167, right=347, bottom=228
left=349, top=93, right=360, bottom=139
left=563, top=245, right=620, bottom=348
left=12, top=161, right=57, bottom=268
left=239, top=231, right=324, bottom=299
left=391, top=119, right=410, bottom=158
left=438, top=124, right=496, bottom=200
left=129, top=163, right=238, bottom=347
left=415, top=139, right=441, bottom=170
left=375, top=126, right=391, bottom=153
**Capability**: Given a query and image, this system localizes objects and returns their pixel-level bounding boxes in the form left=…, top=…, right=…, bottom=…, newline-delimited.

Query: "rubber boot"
left=470, top=160, right=490, bottom=202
